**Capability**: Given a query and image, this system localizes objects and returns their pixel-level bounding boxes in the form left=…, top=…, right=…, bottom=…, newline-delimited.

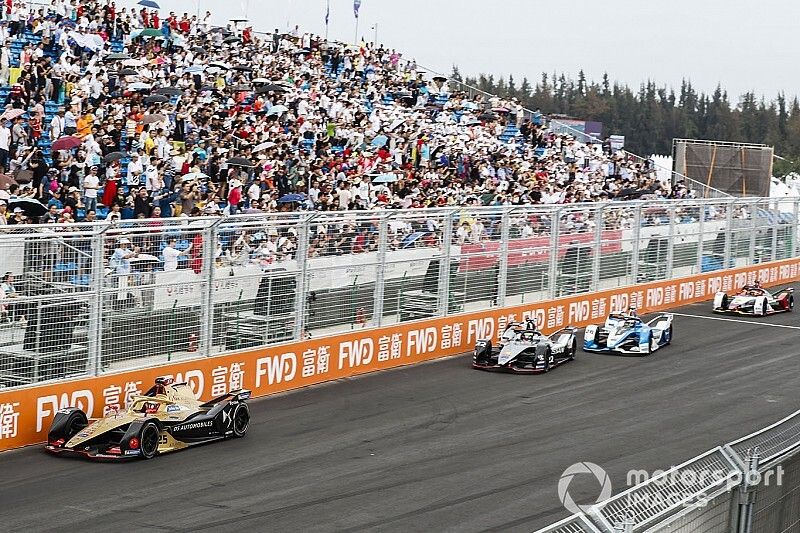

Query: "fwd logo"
left=338, top=339, right=374, bottom=369
left=256, top=353, right=297, bottom=386
left=467, top=318, right=494, bottom=344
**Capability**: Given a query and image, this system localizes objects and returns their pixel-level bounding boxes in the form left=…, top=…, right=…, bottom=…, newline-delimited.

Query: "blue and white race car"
left=583, top=308, right=673, bottom=356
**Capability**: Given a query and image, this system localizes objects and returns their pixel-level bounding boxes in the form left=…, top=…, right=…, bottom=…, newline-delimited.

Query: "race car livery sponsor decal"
left=173, top=420, right=213, bottom=432
left=2, top=257, right=800, bottom=451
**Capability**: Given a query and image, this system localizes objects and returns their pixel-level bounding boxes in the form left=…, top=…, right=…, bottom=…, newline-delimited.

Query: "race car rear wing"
left=201, top=389, right=252, bottom=408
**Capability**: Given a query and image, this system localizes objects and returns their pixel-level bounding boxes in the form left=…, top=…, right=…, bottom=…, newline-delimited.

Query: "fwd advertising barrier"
left=1, top=258, right=799, bottom=452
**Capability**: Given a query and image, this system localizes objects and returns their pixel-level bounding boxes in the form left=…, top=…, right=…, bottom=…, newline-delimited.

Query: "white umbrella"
left=122, top=58, right=144, bottom=67
left=253, top=141, right=276, bottom=153
left=181, top=172, right=210, bottom=182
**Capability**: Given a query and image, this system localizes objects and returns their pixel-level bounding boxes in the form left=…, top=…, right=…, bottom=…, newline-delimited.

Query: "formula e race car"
left=583, top=308, right=673, bottom=356
left=45, top=377, right=251, bottom=460
left=713, top=284, right=793, bottom=316
left=473, top=320, right=578, bottom=373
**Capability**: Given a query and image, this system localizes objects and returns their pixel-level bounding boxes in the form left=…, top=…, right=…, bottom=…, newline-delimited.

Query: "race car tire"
left=720, top=294, right=729, bottom=310
left=541, top=346, right=552, bottom=372
left=474, top=341, right=492, bottom=365
left=232, top=403, right=250, bottom=438
left=757, top=297, right=769, bottom=316
left=665, top=325, right=673, bottom=345
left=788, top=295, right=794, bottom=311
left=567, top=338, right=577, bottom=361
left=53, top=410, right=88, bottom=443
left=644, top=332, right=653, bottom=356
left=139, top=422, right=160, bottom=459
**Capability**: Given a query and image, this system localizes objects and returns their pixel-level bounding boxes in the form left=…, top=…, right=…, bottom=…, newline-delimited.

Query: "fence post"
left=548, top=208, right=561, bottom=299
left=293, top=214, right=313, bottom=339
left=749, top=202, right=758, bottom=264
left=437, top=210, right=453, bottom=317
left=735, top=448, right=760, bottom=533
left=697, top=202, right=705, bottom=275
left=497, top=208, right=511, bottom=307
left=592, top=206, right=603, bottom=292
left=666, top=203, right=676, bottom=279
left=724, top=201, right=734, bottom=269
left=794, top=199, right=800, bottom=257
left=630, top=204, right=642, bottom=284
left=372, top=213, right=390, bottom=327
left=88, top=225, right=109, bottom=376
left=200, top=219, right=220, bottom=357
left=770, top=199, right=779, bottom=262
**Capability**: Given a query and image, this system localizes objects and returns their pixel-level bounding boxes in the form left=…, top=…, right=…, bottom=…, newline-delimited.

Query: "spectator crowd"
left=0, top=0, right=698, bottom=237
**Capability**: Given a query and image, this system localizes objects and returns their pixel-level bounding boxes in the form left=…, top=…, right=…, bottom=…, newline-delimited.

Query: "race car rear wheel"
left=760, top=298, right=769, bottom=316
left=788, top=295, right=794, bottom=311
left=232, top=403, right=250, bottom=438
left=665, top=325, right=673, bottom=345
left=139, top=422, right=160, bottom=459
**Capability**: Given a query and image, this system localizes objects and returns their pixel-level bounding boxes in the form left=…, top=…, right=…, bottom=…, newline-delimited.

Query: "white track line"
left=672, top=312, right=800, bottom=330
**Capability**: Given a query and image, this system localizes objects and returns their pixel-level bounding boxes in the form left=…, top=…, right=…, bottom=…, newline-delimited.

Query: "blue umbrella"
left=278, top=193, right=306, bottom=204
left=401, top=232, right=429, bottom=249
left=371, top=135, right=388, bottom=147
left=138, top=0, right=160, bottom=8
left=184, top=65, right=205, bottom=74
left=371, top=173, right=398, bottom=184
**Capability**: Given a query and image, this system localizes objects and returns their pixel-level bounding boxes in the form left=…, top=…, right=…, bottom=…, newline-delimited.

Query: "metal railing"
left=0, top=196, right=796, bottom=390
left=534, top=408, right=800, bottom=533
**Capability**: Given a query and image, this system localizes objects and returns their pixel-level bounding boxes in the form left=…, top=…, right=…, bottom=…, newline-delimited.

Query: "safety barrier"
left=534, top=407, right=800, bottom=532
left=1, top=249, right=799, bottom=451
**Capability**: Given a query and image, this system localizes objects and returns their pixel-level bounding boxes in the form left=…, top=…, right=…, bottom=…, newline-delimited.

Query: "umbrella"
left=371, top=135, right=388, bottom=148
left=252, top=78, right=270, bottom=84
left=253, top=141, right=276, bottom=153
left=492, top=107, right=510, bottom=113
left=128, top=82, right=152, bottom=91
left=432, top=75, right=447, bottom=82
left=10, top=198, right=47, bottom=218
left=372, top=173, right=398, bottom=184
left=208, top=61, right=230, bottom=70
left=0, top=109, right=26, bottom=121
left=138, top=28, right=163, bottom=38
left=191, top=46, right=205, bottom=54
left=141, top=114, right=166, bottom=125
left=478, top=113, right=498, bottom=121
left=155, top=87, right=184, bottom=96
left=51, top=136, right=82, bottom=151
left=256, top=84, right=287, bottom=94
left=181, top=172, right=210, bottom=182
left=184, top=65, right=205, bottom=74
left=231, top=65, right=253, bottom=72
left=0, top=173, right=17, bottom=189
left=129, top=253, right=161, bottom=266
left=122, top=58, right=144, bottom=67
left=401, top=232, right=429, bottom=249
left=278, top=193, right=306, bottom=204
left=103, top=152, right=128, bottom=163
left=267, top=105, right=289, bottom=116
left=229, top=84, right=252, bottom=92
left=227, top=157, right=254, bottom=167
left=119, top=68, right=138, bottom=76
left=144, top=94, right=170, bottom=104
left=104, top=151, right=128, bottom=163
left=106, top=53, right=130, bottom=60
left=137, top=1, right=160, bottom=9
left=224, top=36, right=241, bottom=44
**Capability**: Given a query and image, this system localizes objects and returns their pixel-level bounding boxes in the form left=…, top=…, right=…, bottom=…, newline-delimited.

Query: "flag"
left=325, top=0, right=330, bottom=25
left=353, top=0, right=361, bottom=19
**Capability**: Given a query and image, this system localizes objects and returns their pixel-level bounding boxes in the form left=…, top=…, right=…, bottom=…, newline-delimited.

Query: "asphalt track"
left=3, top=293, right=800, bottom=533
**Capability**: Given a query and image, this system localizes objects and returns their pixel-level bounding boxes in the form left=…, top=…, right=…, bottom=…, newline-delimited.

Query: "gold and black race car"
left=45, top=377, right=251, bottom=460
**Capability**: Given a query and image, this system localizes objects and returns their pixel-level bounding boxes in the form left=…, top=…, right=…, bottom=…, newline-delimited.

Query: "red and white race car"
left=713, top=283, right=794, bottom=316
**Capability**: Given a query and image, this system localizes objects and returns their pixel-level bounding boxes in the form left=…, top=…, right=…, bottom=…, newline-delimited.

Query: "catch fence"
left=0, top=197, right=796, bottom=390
left=534, top=410, right=800, bottom=533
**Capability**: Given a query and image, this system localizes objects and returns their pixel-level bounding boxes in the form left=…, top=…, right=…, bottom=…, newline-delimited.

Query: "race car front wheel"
left=139, top=422, right=160, bottom=459
left=232, top=403, right=250, bottom=438
left=567, top=339, right=577, bottom=361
